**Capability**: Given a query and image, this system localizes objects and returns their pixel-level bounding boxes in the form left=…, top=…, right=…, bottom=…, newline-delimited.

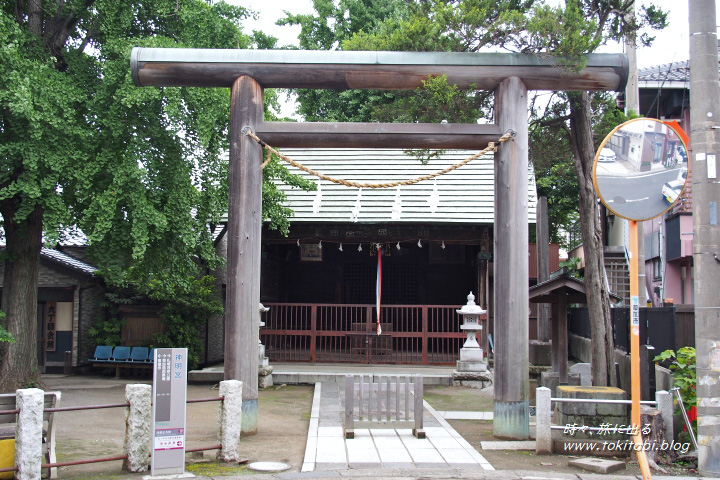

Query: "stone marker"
left=568, top=456, right=625, bottom=473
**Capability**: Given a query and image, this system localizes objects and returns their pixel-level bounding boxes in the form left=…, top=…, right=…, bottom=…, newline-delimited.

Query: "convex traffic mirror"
left=593, top=118, right=689, bottom=221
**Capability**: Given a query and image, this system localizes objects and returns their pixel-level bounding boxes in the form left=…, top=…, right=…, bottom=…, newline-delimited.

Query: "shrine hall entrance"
left=259, top=238, right=489, bottom=365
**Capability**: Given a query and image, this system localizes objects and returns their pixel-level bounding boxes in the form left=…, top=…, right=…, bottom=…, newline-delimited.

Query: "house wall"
left=0, top=258, right=104, bottom=368
left=77, top=284, right=105, bottom=365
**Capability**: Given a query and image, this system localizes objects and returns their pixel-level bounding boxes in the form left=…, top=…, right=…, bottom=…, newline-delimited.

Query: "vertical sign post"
left=151, top=348, right=188, bottom=476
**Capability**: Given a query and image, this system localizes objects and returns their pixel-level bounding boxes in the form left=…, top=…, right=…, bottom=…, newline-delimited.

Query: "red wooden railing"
left=261, top=303, right=488, bottom=365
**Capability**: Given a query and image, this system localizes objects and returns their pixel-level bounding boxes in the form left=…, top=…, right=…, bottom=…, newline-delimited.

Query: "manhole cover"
left=247, top=461, right=291, bottom=472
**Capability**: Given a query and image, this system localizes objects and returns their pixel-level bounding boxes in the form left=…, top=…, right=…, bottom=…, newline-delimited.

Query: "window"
left=652, top=258, right=662, bottom=280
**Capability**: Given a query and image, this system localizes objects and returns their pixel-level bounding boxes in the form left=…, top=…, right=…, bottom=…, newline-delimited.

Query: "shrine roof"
left=271, top=148, right=537, bottom=225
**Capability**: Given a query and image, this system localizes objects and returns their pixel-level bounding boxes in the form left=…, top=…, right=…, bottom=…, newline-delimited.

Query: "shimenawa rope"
left=244, top=128, right=515, bottom=189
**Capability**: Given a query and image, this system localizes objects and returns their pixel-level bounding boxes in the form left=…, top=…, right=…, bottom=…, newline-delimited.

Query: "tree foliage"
left=654, top=347, right=696, bottom=439
left=0, top=0, right=311, bottom=390
left=290, top=0, right=666, bottom=386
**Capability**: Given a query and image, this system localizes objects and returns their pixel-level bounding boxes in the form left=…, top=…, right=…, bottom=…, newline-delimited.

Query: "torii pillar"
left=130, top=48, right=628, bottom=438
left=493, top=77, right=530, bottom=438
left=225, top=75, right=263, bottom=433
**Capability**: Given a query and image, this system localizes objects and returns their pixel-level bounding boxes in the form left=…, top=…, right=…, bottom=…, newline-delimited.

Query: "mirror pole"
left=629, top=220, right=651, bottom=479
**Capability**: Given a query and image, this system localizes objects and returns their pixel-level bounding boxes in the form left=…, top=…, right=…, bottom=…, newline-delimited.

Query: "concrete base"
left=258, top=365, right=273, bottom=389
left=241, top=398, right=258, bottom=434
left=258, top=374, right=273, bottom=389
left=493, top=401, right=529, bottom=439
left=539, top=371, right=580, bottom=396
left=143, top=473, right=195, bottom=479
left=452, top=370, right=492, bottom=389
left=459, top=346, right=484, bottom=362
left=529, top=340, right=551, bottom=366
left=456, top=360, right=488, bottom=372
left=569, top=456, right=626, bottom=473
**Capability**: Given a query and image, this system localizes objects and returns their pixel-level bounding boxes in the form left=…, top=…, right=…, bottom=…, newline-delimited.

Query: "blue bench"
left=90, top=346, right=154, bottom=378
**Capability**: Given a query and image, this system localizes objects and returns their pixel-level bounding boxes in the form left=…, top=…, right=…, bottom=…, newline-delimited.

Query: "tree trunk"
left=568, top=91, right=616, bottom=387
left=0, top=203, right=43, bottom=391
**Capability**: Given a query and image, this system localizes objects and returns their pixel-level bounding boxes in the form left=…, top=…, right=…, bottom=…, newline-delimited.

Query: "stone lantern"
left=258, top=303, right=273, bottom=388
left=452, top=292, right=491, bottom=388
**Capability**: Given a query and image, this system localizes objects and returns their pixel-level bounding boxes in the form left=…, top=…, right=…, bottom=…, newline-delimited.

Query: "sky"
left=233, top=0, right=715, bottom=116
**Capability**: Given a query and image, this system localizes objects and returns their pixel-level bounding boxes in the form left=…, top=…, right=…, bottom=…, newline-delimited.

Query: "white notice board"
left=151, top=348, right=188, bottom=476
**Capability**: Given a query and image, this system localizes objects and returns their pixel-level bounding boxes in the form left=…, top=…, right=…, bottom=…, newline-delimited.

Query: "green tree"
left=279, top=0, right=413, bottom=121
left=0, top=1, right=310, bottom=391
left=290, top=0, right=665, bottom=386
left=511, top=1, right=665, bottom=386
left=0, top=312, right=12, bottom=344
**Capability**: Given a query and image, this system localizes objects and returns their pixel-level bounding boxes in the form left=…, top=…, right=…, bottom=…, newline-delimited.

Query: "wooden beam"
left=536, top=197, right=551, bottom=342
left=558, top=292, right=569, bottom=384
left=255, top=122, right=502, bottom=149
left=225, top=75, right=263, bottom=434
left=132, top=48, right=628, bottom=92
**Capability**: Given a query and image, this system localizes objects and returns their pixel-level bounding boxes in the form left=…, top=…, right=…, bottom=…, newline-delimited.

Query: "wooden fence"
left=260, top=303, right=486, bottom=365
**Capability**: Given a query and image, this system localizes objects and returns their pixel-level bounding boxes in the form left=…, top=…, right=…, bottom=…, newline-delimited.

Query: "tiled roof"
left=638, top=60, right=690, bottom=84
left=40, top=248, right=97, bottom=276
left=272, top=148, right=537, bottom=224
left=638, top=39, right=720, bottom=87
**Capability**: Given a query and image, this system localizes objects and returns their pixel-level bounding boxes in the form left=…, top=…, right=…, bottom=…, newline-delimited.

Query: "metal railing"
left=0, top=395, right=224, bottom=476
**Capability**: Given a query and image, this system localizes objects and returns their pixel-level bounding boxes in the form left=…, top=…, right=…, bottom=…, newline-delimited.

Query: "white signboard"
left=631, top=295, right=640, bottom=335
left=151, top=348, right=188, bottom=476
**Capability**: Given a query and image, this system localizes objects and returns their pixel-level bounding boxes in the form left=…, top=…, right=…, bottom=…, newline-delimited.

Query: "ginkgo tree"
left=0, top=0, right=310, bottom=391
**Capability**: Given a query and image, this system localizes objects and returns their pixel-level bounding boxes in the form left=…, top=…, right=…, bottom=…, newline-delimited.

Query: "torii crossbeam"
left=132, top=48, right=628, bottom=437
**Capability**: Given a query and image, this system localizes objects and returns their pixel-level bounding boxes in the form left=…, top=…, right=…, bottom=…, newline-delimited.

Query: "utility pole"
left=689, top=0, right=720, bottom=474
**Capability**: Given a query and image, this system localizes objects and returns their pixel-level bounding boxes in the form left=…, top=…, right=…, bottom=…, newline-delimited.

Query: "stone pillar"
left=493, top=76, right=530, bottom=439
left=15, top=388, right=43, bottom=480
left=655, top=390, right=673, bottom=444
left=217, top=380, right=243, bottom=462
left=123, top=384, right=151, bottom=472
left=535, top=387, right=552, bottom=455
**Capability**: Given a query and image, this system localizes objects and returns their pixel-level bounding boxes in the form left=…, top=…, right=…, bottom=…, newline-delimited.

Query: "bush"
left=654, top=347, right=696, bottom=439
left=151, top=276, right=223, bottom=370
left=0, top=312, right=14, bottom=343
left=87, top=316, right=124, bottom=347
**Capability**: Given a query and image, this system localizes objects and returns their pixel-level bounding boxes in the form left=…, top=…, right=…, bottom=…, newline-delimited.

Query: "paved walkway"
left=302, top=381, right=494, bottom=472
left=189, top=362, right=457, bottom=385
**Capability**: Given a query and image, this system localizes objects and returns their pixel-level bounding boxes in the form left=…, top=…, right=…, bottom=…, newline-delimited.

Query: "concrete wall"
left=569, top=332, right=673, bottom=392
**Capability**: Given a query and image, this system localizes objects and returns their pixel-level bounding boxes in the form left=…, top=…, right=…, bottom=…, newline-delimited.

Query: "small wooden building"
left=216, top=148, right=538, bottom=365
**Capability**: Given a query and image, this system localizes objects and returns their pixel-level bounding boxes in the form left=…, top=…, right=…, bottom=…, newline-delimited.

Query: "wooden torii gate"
left=131, top=48, right=628, bottom=438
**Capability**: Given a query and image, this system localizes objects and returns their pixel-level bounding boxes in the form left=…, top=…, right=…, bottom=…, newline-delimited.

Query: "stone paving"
left=302, top=382, right=494, bottom=472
